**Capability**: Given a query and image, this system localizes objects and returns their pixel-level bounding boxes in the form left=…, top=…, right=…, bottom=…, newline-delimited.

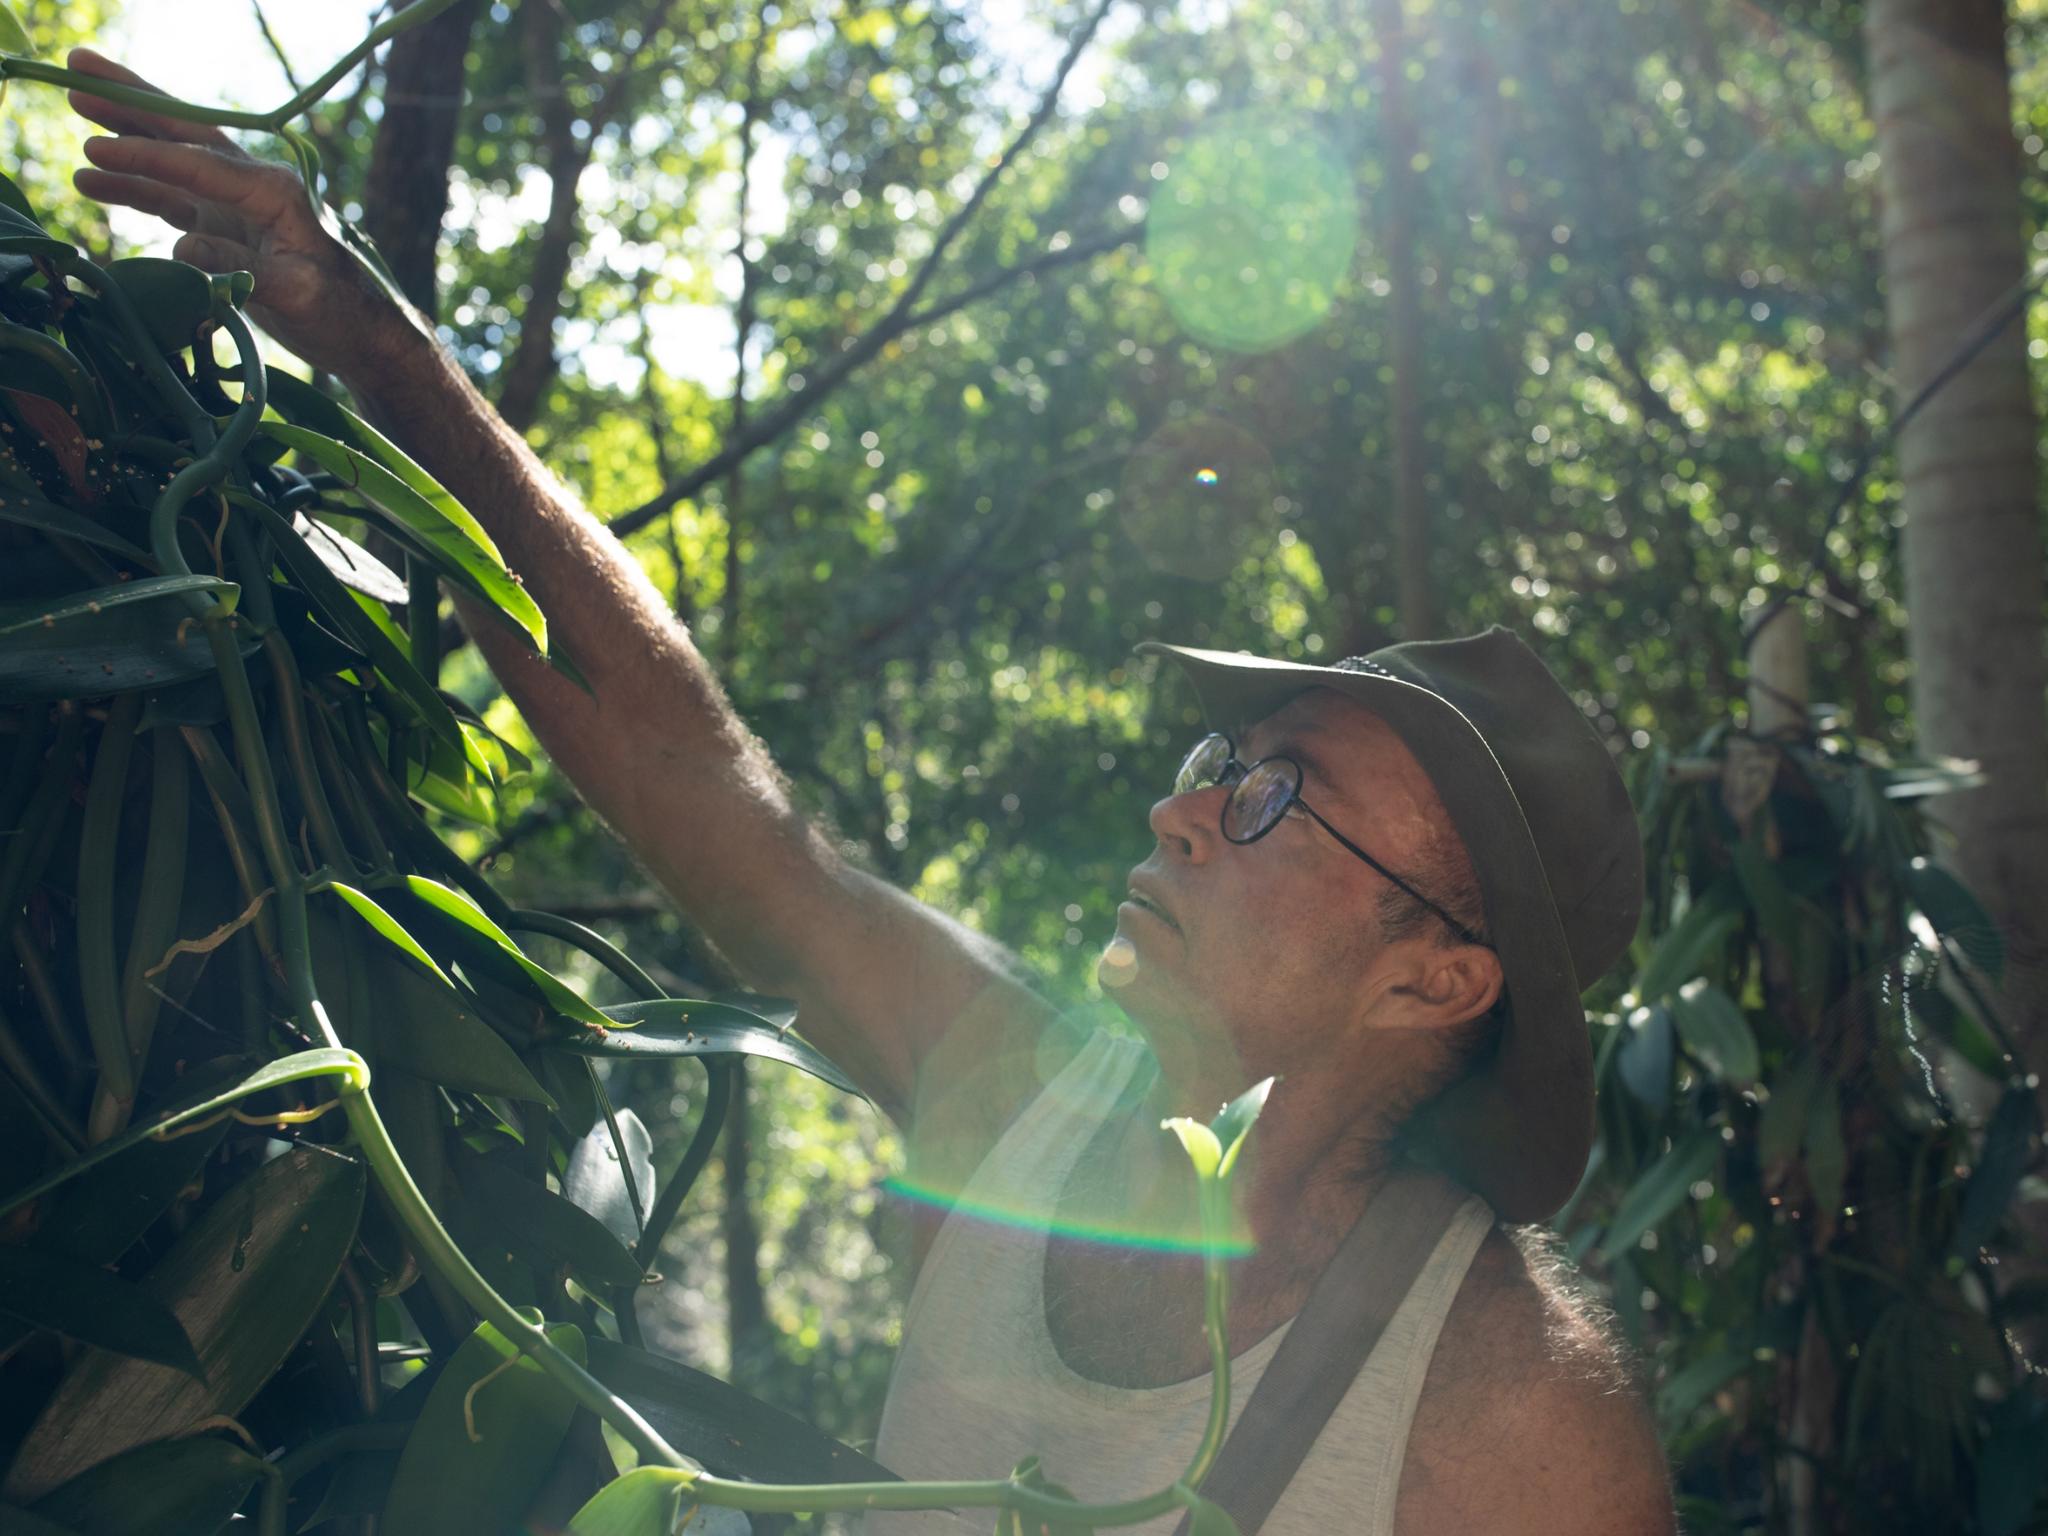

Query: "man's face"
left=1102, top=689, right=1459, bottom=1100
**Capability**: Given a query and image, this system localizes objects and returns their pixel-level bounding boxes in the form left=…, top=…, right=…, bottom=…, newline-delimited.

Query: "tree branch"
left=604, top=0, right=1122, bottom=538
left=606, top=224, right=1134, bottom=539
left=250, top=0, right=307, bottom=94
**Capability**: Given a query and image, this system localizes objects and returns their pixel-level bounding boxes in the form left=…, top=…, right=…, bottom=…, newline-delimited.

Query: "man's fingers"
left=71, top=167, right=203, bottom=232
left=65, top=48, right=238, bottom=150
left=81, top=137, right=299, bottom=224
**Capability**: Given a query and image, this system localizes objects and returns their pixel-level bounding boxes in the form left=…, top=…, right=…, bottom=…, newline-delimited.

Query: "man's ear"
left=1390, top=941, right=1504, bottom=1031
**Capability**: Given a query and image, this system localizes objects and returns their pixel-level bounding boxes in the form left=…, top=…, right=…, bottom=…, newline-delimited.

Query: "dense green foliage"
left=1, top=0, right=2045, bottom=1530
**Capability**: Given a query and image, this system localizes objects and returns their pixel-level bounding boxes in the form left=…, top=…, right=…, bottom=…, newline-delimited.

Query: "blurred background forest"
left=6, top=0, right=2047, bottom=1529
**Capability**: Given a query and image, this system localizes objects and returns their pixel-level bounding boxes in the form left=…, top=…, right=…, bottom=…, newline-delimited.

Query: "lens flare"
left=1118, top=416, right=1276, bottom=581
left=1145, top=111, right=1360, bottom=353
left=882, top=1175, right=1254, bottom=1256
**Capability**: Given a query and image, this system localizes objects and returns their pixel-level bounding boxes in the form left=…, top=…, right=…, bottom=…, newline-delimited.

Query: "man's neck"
left=1139, top=1066, right=1403, bottom=1288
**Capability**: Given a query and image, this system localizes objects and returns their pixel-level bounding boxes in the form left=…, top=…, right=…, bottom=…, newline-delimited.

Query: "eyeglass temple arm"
left=1293, top=801, right=1486, bottom=947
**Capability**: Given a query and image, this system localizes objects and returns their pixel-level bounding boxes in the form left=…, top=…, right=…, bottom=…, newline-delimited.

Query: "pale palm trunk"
left=1867, top=0, right=2048, bottom=1107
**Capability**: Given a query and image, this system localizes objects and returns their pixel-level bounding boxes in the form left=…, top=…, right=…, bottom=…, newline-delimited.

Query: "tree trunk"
left=1867, top=0, right=2048, bottom=1111
left=359, top=0, right=479, bottom=315
left=1373, top=0, right=1434, bottom=641
left=496, top=0, right=595, bottom=433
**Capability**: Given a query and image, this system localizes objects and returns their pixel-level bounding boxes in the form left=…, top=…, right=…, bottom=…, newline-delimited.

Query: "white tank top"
left=870, top=1031, right=1494, bottom=1535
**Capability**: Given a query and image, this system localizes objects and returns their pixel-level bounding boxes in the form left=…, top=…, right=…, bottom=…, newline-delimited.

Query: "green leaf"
left=243, top=498, right=464, bottom=752
left=400, top=724, right=499, bottom=825
left=4, top=1144, right=366, bottom=1502
left=293, top=1447, right=398, bottom=1531
left=1879, top=756, right=1985, bottom=801
left=1634, top=879, right=1741, bottom=1005
left=0, top=1122, right=230, bottom=1383
left=1654, top=1347, right=1753, bottom=1431
left=1758, top=1057, right=1818, bottom=1171
left=0, top=576, right=240, bottom=702
left=1669, top=983, right=1760, bottom=1087
left=381, top=1318, right=586, bottom=1536
left=1182, top=1496, right=1243, bottom=1536
left=586, top=1337, right=902, bottom=1486
left=293, top=511, right=408, bottom=604
left=373, top=1068, right=447, bottom=1210
left=1186, top=1503, right=1243, bottom=1536
left=0, top=497, right=152, bottom=562
left=12, top=1118, right=225, bottom=1265
left=0, top=1248, right=201, bottom=1377
left=0, top=172, right=37, bottom=224
left=1598, top=1127, right=1718, bottom=1261
left=0, top=1050, right=365, bottom=1223
left=0, top=205, right=70, bottom=260
left=0, top=1504, right=82, bottom=1534
left=259, top=420, right=546, bottom=652
left=1731, top=832, right=1796, bottom=943
left=263, top=367, right=358, bottom=441
left=566, top=1000, right=860, bottom=1096
left=0, top=5, right=35, bottom=56
left=30, top=1437, right=265, bottom=1536
left=1978, top=1392, right=2048, bottom=1536
left=1805, top=1083, right=1845, bottom=1217
left=1209, top=1075, right=1274, bottom=1182
left=401, top=875, right=607, bottom=1024
left=1950, top=1088, right=2036, bottom=1260
left=457, top=1154, right=645, bottom=1289
left=104, top=259, right=212, bottom=353
left=1905, top=857, right=2005, bottom=982
left=1617, top=1005, right=1674, bottom=1109
left=364, top=947, right=556, bottom=1107
left=567, top=1466, right=698, bottom=1536
left=1162, top=1118, right=1222, bottom=1181
left=327, top=882, right=455, bottom=986
left=563, top=1105, right=655, bottom=1249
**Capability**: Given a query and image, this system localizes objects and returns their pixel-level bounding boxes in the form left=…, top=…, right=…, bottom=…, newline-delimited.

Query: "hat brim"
left=1137, top=642, right=1593, bottom=1221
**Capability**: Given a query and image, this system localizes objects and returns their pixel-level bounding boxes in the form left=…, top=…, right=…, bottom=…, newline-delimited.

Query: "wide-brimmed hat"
left=1138, top=627, right=1642, bottom=1222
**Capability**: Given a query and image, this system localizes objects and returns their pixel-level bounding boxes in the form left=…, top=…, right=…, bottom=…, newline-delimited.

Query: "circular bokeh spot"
left=1145, top=111, right=1360, bottom=353
left=1118, top=415, right=1277, bottom=581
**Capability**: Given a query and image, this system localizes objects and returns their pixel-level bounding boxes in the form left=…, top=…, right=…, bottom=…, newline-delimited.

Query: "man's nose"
left=1148, top=784, right=1226, bottom=861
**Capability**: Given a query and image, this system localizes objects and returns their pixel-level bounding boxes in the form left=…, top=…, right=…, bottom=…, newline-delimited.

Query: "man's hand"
left=65, top=47, right=412, bottom=373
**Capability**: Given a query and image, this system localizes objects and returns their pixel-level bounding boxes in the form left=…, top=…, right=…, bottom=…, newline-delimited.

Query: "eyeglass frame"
left=1173, top=732, right=1490, bottom=948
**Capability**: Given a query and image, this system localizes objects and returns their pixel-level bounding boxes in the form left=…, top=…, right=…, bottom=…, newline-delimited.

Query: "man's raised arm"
left=65, top=51, right=1061, bottom=1128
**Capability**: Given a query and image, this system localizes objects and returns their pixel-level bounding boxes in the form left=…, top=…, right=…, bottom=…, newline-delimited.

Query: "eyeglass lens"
left=1173, top=734, right=1233, bottom=795
left=1173, top=735, right=1298, bottom=842
left=1221, top=760, right=1297, bottom=842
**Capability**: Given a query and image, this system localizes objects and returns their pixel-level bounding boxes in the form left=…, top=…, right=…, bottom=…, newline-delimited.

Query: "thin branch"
left=606, top=224, right=1134, bottom=538
left=250, top=0, right=307, bottom=94
left=604, top=0, right=1121, bottom=538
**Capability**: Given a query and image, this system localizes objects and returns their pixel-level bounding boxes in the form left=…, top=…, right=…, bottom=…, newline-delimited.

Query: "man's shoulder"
left=1394, top=1223, right=1676, bottom=1536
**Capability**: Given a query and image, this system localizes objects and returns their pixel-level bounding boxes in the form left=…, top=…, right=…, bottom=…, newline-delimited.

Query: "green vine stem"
left=507, top=906, right=667, bottom=1001
left=0, top=0, right=464, bottom=134
left=633, top=1059, right=734, bottom=1274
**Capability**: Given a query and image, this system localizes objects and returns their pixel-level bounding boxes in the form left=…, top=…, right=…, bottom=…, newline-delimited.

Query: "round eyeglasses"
left=1172, top=733, right=1487, bottom=947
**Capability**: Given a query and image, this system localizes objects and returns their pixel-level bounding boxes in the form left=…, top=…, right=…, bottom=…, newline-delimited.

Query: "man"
left=67, top=50, right=1676, bottom=1533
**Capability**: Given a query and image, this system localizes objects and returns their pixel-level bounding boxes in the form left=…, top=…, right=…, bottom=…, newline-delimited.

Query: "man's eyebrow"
left=1245, top=726, right=1341, bottom=798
